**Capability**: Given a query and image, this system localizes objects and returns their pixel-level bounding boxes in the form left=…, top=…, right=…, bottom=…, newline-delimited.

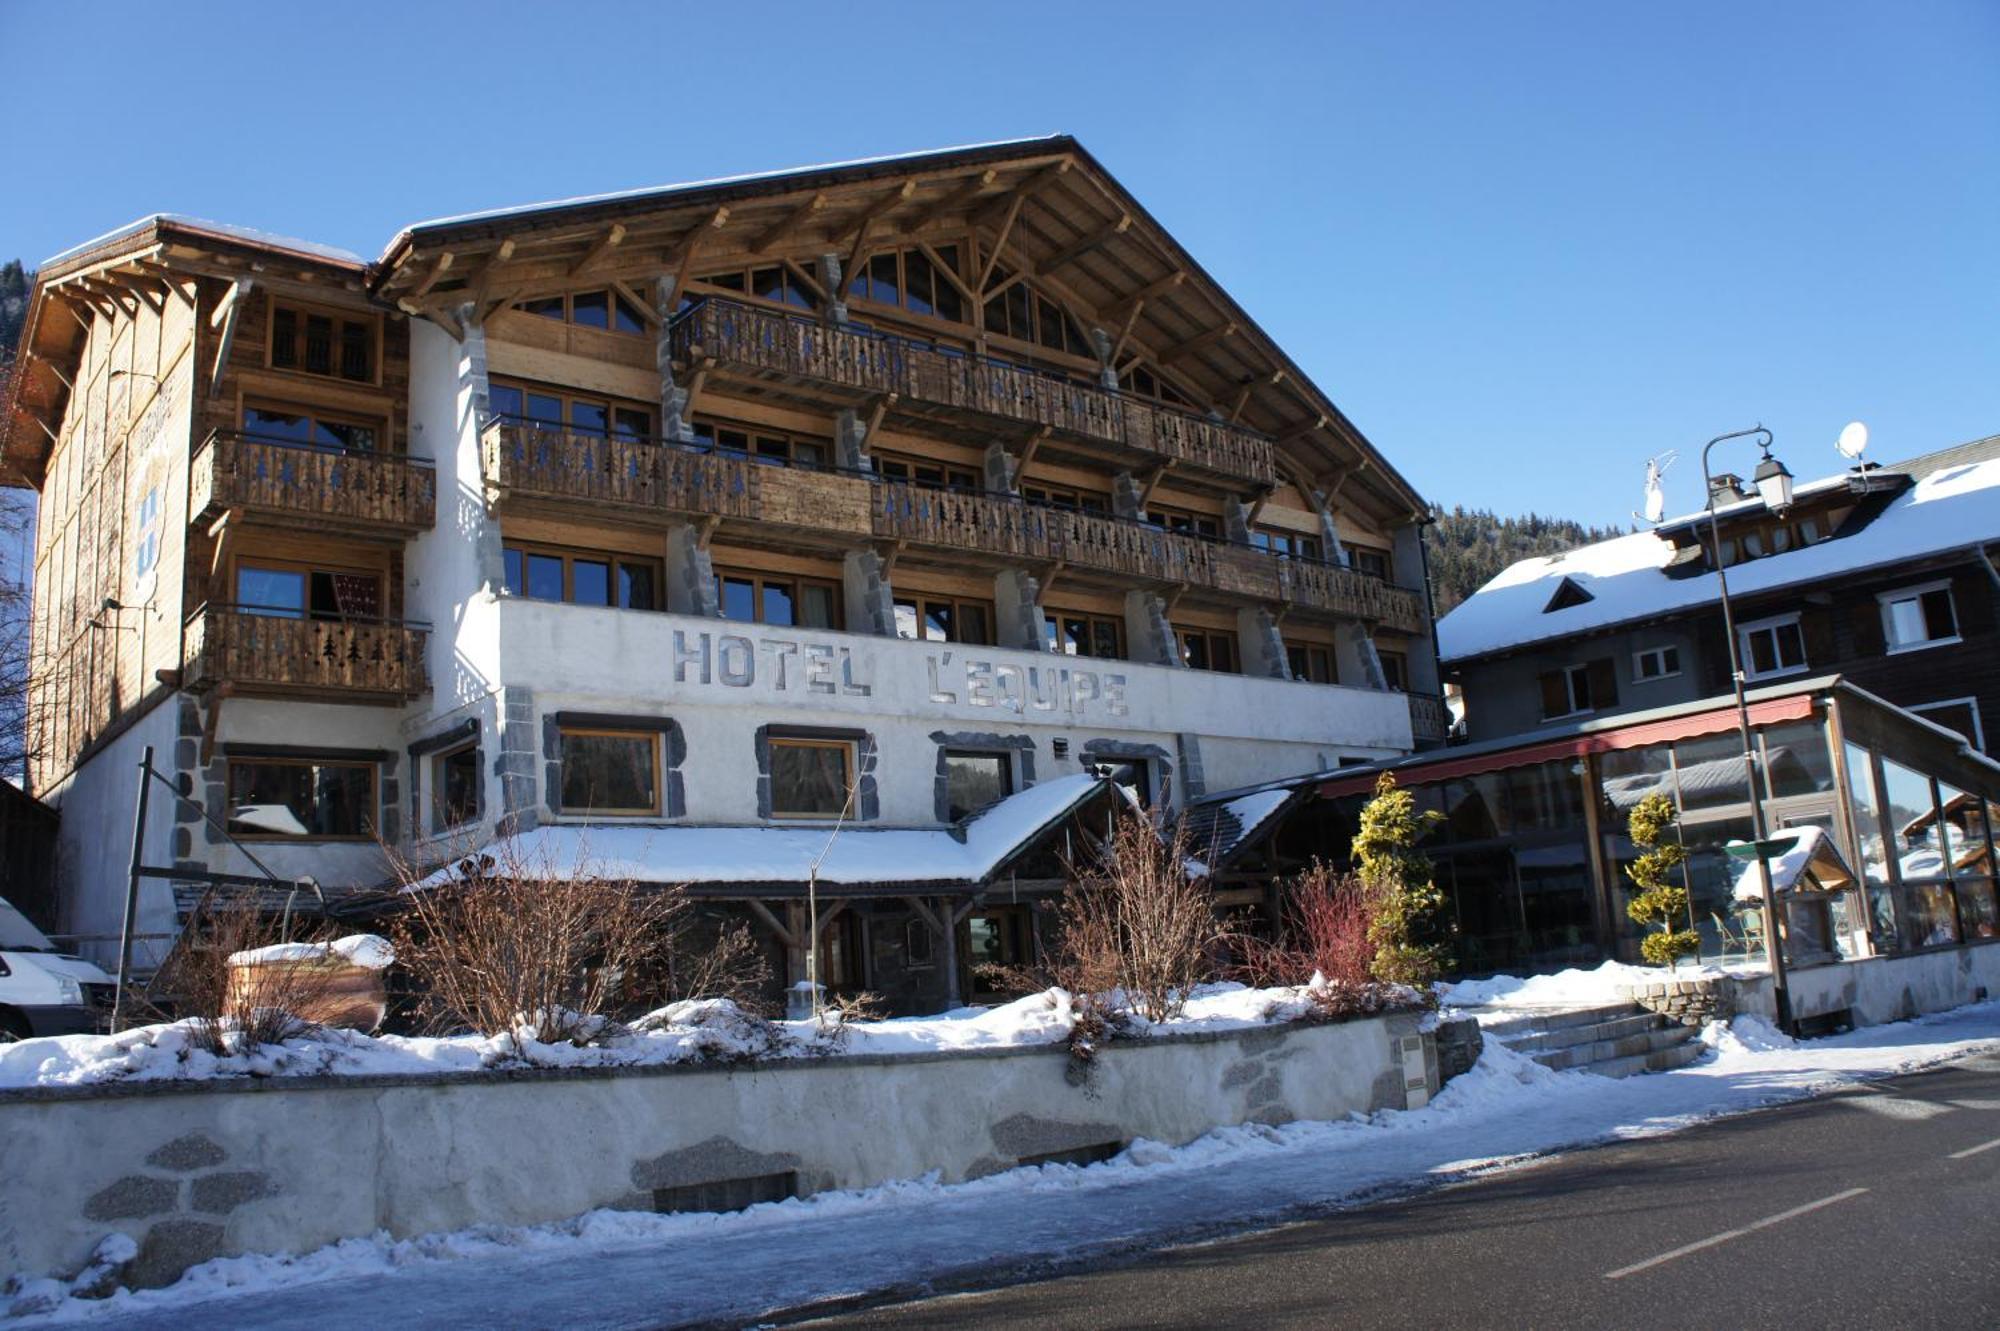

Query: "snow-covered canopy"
left=414, top=773, right=1112, bottom=891
left=1730, top=827, right=1852, bottom=902
left=1439, top=456, right=2000, bottom=663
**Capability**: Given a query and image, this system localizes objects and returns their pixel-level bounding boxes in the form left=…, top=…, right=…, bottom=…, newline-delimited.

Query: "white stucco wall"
left=1732, top=942, right=2000, bottom=1028
left=0, top=1010, right=1432, bottom=1288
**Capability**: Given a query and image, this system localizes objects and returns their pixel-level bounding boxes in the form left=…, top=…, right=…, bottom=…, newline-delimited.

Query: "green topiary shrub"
left=1625, top=793, right=1699, bottom=966
left=1351, top=772, right=1454, bottom=987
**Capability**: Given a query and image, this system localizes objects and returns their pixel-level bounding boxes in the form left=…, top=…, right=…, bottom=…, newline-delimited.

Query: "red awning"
left=1316, top=694, right=1820, bottom=800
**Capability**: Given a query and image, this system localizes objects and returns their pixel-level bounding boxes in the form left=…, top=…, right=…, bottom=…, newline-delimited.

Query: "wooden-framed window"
left=242, top=400, right=382, bottom=454
left=429, top=741, right=480, bottom=833
left=503, top=542, right=661, bottom=611
left=1738, top=613, right=1807, bottom=680
left=1022, top=481, right=1109, bottom=514
left=716, top=568, right=841, bottom=630
left=234, top=559, right=383, bottom=621
left=849, top=244, right=967, bottom=323
left=768, top=737, right=855, bottom=818
left=1121, top=361, right=1196, bottom=408
left=690, top=418, right=830, bottom=470
left=1633, top=645, right=1682, bottom=682
left=943, top=749, right=1013, bottom=822
left=1287, top=642, right=1337, bottom=685
left=1879, top=581, right=1960, bottom=653
left=1177, top=627, right=1238, bottom=673
left=877, top=452, right=979, bottom=491
left=1348, top=545, right=1391, bottom=579
left=489, top=378, right=653, bottom=440
left=268, top=299, right=377, bottom=384
left=1045, top=611, right=1124, bottom=659
left=694, top=261, right=820, bottom=311
left=962, top=904, right=1033, bottom=998
left=226, top=758, right=375, bottom=840
left=1253, top=527, right=1324, bottom=562
left=558, top=727, right=661, bottom=816
left=982, top=269, right=1091, bottom=357
left=1538, top=659, right=1616, bottom=721
left=516, top=288, right=649, bottom=335
left=1150, top=504, right=1222, bottom=541
left=1378, top=649, right=1408, bottom=691
left=895, top=594, right=994, bottom=645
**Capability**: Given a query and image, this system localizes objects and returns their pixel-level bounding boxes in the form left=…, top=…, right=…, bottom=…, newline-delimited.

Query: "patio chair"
left=1710, top=911, right=1745, bottom=959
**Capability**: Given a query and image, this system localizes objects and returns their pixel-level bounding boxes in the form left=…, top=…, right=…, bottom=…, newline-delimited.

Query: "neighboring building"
left=0, top=137, right=1442, bottom=1012
left=1188, top=674, right=2000, bottom=978
left=1437, top=437, right=2000, bottom=750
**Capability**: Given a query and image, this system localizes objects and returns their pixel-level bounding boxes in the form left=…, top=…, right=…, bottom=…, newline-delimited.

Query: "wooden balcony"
left=183, top=606, right=429, bottom=703
left=191, top=431, right=436, bottom=536
left=1408, top=692, right=1451, bottom=746
left=670, top=297, right=1278, bottom=489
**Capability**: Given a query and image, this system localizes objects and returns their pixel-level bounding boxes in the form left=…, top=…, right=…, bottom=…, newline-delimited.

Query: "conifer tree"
left=1351, top=772, right=1452, bottom=986
left=1624, top=793, right=1699, bottom=965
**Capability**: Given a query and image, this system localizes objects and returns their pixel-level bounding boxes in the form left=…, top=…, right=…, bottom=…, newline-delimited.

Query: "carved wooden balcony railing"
left=871, top=482, right=1430, bottom=630
left=1408, top=691, right=1451, bottom=746
left=190, top=431, right=436, bottom=535
left=670, top=297, right=1279, bottom=488
left=183, top=606, right=429, bottom=701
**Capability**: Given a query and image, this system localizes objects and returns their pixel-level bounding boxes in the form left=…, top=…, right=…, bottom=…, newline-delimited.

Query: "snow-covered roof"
left=1730, top=827, right=1851, bottom=901
left=394, top=136, right=1067, bottom=237
left=1439, top=455, right=2000, bottom=663
left=40, top=213, right=367, bottom=271
left=415, top=773, right=1109, bottom=891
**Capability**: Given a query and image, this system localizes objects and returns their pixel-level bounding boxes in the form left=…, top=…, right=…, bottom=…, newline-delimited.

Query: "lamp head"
left=1753, top=450, right=1795, bottom=514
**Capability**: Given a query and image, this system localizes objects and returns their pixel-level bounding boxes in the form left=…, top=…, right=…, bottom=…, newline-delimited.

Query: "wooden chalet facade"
left=2, top=137, right=1441, bottom=1013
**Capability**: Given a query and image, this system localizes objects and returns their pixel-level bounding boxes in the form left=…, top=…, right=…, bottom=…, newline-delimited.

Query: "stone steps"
left=1479, top=1001, right=1706, bottom=1079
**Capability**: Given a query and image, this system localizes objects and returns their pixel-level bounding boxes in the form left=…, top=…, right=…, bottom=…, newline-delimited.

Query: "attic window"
left=1544, top=577, right=1594, bottom=613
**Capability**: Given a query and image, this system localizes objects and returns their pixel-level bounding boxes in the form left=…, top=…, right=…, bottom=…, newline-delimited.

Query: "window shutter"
left=1587, top=658, right=1618, bottom=709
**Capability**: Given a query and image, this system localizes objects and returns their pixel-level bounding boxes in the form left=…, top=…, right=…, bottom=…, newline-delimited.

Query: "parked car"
left=0, top=895, right=116, bottom=1040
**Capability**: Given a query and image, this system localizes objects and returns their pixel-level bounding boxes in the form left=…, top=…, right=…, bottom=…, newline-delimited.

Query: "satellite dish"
left=1634, top=450, right=1677, bottom=525
left=1837, top=420, right=1869, bottom=461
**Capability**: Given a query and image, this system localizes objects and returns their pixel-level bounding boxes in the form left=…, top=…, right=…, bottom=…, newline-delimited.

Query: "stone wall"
left=0, top=1011, right=1438, bottom=1291
left=1620, top=976, right=1740, bottom=1027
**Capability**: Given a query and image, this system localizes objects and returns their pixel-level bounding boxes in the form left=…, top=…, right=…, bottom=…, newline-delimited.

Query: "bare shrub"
left=994, top=804, right=1221, bottom=1028
left=1231, top=861, right=1419, bottom=1023
left=146, top=891, right=341, bottom=1053
left=389, top=836, right=770, bottom=1051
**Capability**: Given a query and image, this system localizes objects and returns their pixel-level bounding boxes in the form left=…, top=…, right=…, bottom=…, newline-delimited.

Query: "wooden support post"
left=208, top=278, right=252, bottom=398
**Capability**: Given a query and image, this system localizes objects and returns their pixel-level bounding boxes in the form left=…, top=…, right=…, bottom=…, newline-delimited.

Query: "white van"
left=1, top=896, right=117, bottom=1040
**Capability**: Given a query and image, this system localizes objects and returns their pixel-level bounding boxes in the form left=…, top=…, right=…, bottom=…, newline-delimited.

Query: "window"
left=963, top=906, right=1033, bottom=997
left=982, top=269, right=1090, bottom=356
left=849, top=245, right=966, bottom=323
left=1150, top=505, right=1222, bottom=541
left=1739, top=614, right=1807, bottom=679
left=1287, top=642, right=1337, bottom=684
left=132, top=487, right=161, bottom=580
left=242, top=402, right=379, bottom=454
left=1045, top=611, right=1124, bottom=659
left=1538, top=659, right=1617, bottom=720
left=1254, top=528, right=1324, bottom=562
left=895, top=594, right=994, bottom=645
left=1096, top=757, right=1154, bottom=808
left=1633, top=645, right=1681, bottom=682
left=1880, top=583, right=1959, bottom=653
left=1378, top=649, right=1408, bottom=691
left=490, top=379, right=653, bottom=440
left=269, top=301, right=376, bottom=383
left=769, top=738, right=854, bottom=818
left=503, top=543, right=661, bottom=610
left=1022, top=481, right=1109, bottom=514
left=227, top=759, right=374, bottom=839
left=876, top=453, right=979, bottom=491
left=1348, top=546, right=1391, bottom=579
left=429, top=742, right=479, bottom=833
left=716, top=569, right=840, bottom=629
left=235, top=561, right=382, bottom=620
left=695, top=262, right=819, bottom=311
left=690, top=419, right=830, bottom=471
left=1121, top=362, right=1195, bottom=407
left=559, top=728, right=660, bottom=816
left=943, top=750, right=1013, bottom=822
left=514, top=288, right=648, bottom=335
left=1177, top=628, right=1238, bottom=673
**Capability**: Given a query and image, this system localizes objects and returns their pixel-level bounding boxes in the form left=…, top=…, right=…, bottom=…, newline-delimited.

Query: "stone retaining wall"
left=1620, top=977, right=1741, bottom=1027
left=0, top=1011, right=1436, bottom=1291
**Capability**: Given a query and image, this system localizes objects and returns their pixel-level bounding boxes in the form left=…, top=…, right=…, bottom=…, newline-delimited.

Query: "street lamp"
left=1700, top=426, right=1792, bottom=1033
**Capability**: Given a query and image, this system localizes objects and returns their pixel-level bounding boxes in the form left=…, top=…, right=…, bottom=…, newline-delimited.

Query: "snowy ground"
left=12, top=999, right=2000, bottom=1328
left=1437, top=957, right=1765, bottom=1016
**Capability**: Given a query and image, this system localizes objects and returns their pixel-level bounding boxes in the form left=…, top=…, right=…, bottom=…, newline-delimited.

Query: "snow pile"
left=225, top=935, right=394, bottom=970
left=1699, top=1014, right=1798, bottom=1056
left=1439, top=959, right=1748, bottom=1015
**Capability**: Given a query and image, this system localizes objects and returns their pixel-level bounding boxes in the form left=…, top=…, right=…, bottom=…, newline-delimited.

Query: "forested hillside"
left=0, top=260, right=29, bottom=365
left=1423, top=507, right=1626, bottom=617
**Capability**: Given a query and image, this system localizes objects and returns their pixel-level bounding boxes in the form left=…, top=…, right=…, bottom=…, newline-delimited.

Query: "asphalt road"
left=801, top=1051, right=2000, bottom=1330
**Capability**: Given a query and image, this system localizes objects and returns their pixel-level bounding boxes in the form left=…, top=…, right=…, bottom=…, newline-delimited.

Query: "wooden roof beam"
left=466, top=238, right=518, bottom=309
left=902, top=168, right=997, bottom=233
left=1158, top=321, right=1237, bottom=367
left=974, top=159, right=1073, bottom=231
left=659, top=210, right=728, bottom=317
left=411, top=250, right=456, bottom=297
left=567, top=225, right=627, bottom=276
left=1035, top=214, right=1130, bottom=277
left=1103, top=269, right=1186, bottom=322
left=751, top=192, right=826, bottom=253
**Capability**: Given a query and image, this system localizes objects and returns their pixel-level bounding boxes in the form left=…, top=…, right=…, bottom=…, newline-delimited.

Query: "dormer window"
left=1544, top=577, right=1594, bottom=613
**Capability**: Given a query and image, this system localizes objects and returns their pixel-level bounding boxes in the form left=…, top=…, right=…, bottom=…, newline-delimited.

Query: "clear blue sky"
left=3, top=1, right=1994, bottom=527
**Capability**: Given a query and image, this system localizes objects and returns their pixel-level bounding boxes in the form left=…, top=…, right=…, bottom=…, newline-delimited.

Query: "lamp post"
left=1700, top=426, right=1794, bottom=1033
